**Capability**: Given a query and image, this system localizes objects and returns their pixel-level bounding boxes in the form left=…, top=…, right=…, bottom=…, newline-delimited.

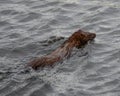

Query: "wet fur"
left=28, top=29, right=96, bottom=70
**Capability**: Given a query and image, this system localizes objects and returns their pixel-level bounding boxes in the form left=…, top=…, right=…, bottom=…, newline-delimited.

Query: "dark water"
left=0, top=0, right=120, bottom=96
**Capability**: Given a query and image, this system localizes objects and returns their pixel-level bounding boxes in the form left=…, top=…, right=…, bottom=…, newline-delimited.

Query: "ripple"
left=18, top=12, right=41, bottom=22
left=88, top=6, right=102, bottom=11
left=0, top=21, right=10, bottom=27
left=8, top=33, right=21, bottom=39
left=0, top=9, right=19, bottom=15
left=29, top=83, right=54, bottom=96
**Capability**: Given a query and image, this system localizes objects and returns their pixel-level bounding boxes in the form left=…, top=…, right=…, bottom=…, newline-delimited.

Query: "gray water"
left=0, top=0, right=120, bottom=96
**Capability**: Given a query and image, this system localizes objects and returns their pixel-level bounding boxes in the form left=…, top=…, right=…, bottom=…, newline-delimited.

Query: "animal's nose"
left=91, top=33, right=96, bottom=38
left=88, top=33, right=96, bottom=40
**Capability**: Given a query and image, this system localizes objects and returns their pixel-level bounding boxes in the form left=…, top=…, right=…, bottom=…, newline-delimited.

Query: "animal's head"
left=68, top=29, right=96, bottom=48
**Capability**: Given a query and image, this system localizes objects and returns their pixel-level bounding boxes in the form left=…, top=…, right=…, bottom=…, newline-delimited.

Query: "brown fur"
left=28, top=29, right=96, bottom=70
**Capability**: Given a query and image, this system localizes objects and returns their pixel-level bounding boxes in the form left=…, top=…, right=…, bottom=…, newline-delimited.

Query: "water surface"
left=0, top=0, right=120, bottom=96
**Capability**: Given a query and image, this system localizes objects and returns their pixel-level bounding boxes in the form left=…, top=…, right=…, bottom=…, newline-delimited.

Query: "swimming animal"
left=28, top=29, right=96, bottom=70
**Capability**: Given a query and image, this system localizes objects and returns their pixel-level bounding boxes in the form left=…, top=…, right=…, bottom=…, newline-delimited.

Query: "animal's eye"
left=81, top=33, right=86, bottom=37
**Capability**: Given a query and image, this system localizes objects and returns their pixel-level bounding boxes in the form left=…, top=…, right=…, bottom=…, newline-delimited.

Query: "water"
left=0, top=0, right=120, bottom=96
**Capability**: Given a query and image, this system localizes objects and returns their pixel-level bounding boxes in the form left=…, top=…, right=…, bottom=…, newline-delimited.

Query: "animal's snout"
left=89, top=33, right=96, bottom=40
left=86, top=32, right=96, bottom=40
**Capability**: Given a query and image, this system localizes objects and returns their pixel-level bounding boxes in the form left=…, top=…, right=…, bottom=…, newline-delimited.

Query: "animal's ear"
left=76, top=29, right=83, bottom=33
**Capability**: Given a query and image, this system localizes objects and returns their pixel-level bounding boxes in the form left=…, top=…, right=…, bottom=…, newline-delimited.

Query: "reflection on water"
left=0, top=0, right=120, bottom=96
